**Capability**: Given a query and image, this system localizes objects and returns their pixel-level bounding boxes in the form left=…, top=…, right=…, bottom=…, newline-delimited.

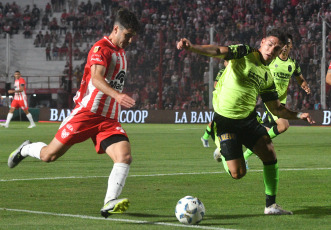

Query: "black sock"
left=266, top=194, right=276, bottom=207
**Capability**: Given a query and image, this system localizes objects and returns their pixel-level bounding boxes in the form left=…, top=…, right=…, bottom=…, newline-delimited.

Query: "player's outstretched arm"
left=177, top=38, right=228, bottom=58
left=295, top=74, right=310, bottom=94
left=91, top=64, right=135, bottom=108
left=265, top=100, right=315, bottom=124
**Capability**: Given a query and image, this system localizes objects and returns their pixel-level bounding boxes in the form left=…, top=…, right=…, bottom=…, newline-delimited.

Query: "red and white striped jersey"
left=14, top=77, right=27, bottom=101
left=74, top=36, right=127, bottom=120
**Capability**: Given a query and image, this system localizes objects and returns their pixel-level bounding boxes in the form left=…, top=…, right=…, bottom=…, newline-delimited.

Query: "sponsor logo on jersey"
left=66, top=124, right=73, bottom=132
left=219, top=133, right=236, bottom=142
left=109, top=71, right=125, bottom=91
left=61, top=128, right=70, bottom=139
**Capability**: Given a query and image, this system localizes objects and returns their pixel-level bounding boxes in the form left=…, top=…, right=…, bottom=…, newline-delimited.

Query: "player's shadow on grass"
left=127, top=213, right=239, bottom=227
left=293, top=206, right=331, bottom=217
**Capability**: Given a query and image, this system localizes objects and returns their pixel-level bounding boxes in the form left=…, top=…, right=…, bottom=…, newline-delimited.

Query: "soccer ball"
left=175, top=196, right=205, bottom=225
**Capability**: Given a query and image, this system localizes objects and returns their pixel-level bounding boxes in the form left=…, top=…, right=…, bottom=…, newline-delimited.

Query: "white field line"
left=1, top=167, right=331, bottom=182
left=0, top=208, right=235, bottom=230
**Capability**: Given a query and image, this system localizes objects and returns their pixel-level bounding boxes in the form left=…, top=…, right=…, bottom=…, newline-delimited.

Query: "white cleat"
left=100, top=198, right=130, bottom=218
left=8, top=140, right=31, bottom=168
left=28, top=124, right=36, bottom=128
left=213, top=148, right=222, bottom=162
left=1, top=123, right=8, bottom=128
left=201, top=137, right=209, bottom=147
left=264, top=203, right=293, bottom=215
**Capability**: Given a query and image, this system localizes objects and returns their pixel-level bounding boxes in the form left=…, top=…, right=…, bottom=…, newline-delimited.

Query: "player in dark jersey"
left=243, top=34, right=310, bottom=161
left=177, top=29, right=315, bottom=215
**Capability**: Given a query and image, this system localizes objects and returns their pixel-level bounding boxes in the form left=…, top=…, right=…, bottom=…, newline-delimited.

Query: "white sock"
left=21, top=142, right=47, bottom=159
left=5, top=113, right=13, bottom=125
left=26, top=113, right=35, bottom=125
left=104, top=163, right=130, bottom=204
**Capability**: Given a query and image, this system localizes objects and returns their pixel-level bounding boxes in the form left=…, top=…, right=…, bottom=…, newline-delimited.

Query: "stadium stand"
left=0, top=0, right=331, bottom=110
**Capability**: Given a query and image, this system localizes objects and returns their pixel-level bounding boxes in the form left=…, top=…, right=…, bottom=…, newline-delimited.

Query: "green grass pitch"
left=1, top=122, right=331, bottom=230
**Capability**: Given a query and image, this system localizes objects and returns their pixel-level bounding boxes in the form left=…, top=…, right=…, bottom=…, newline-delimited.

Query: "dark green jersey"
left=213, top=44, right=278, bottom=119
left=269, top=56, right=302, bottom=104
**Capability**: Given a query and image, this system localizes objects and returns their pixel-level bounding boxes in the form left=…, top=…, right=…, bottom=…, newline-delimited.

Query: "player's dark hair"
left=287, top=34, right=293, bottom=43
left=266, top=29, right=287, bottom=46
left=15, top=70, right=20, bottom=73
left=115, top=8, right=140, bottom=33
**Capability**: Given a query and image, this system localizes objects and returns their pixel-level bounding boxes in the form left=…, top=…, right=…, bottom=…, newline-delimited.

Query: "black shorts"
left=213, top=112, right=268, bottom=161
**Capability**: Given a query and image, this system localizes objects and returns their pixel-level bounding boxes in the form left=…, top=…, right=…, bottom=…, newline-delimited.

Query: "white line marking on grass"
left=1, top=168, right=331, bottom=182
left=0, top=208, right=235, bottom=230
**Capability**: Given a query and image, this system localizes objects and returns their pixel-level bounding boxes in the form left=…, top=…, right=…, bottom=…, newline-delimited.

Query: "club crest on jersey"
left=275, top=64, right=278, bottom=68
left=116, top=127, right=125, bottom=133
left=93, top=46, right=101, bottom=53
left=288, top=65, right=292, bottom=72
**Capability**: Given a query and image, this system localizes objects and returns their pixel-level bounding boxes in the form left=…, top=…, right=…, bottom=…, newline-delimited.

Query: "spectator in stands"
left=59, top=17, right=67, bottom=35
left=45, top=2, right=52, bottom=16
left=44, top=31, right=51, bottom=45
left=46, top=44, right=52, bottom=61
left=35, top=31, right=43, bottom=44
left=23, top=5, right=30, bottom=14
left=86, top=0, right=93, bottom=15
left=41, top=13, right=49, bottom=30
left=49, top=17, right=59, bottom=32
left=59, top=42, right=68, bottom=60
left=73, top=30, right=82, bottom=46
left=31, top=4, right=40, bottom=21
left=52, top=43, right=59, bottom=60
left=73, top=46, right=81, bottom=60
left=23, top=24, right=32, bottom=38
left=3, top=22, right=12, bottom=38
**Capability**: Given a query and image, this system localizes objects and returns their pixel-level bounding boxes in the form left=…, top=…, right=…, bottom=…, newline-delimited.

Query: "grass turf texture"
left=0, top=122, right=331, bottom=230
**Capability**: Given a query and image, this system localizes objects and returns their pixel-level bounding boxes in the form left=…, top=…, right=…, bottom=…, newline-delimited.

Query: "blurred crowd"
left=1, top=0, right=331, bottom=110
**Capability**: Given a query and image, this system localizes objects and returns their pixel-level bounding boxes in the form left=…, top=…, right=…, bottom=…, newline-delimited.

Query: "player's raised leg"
left=8, top=137, right=72, bottom=168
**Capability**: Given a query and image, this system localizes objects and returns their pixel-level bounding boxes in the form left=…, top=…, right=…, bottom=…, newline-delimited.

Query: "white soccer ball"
left=175, top=196, right=205, bottom=225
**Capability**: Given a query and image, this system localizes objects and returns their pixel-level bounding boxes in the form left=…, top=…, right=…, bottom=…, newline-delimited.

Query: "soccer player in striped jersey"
left=7, top=8, right=140, bottom=218
left=243, top=34, right=311, bottom=161
left=177, top=29, right=314, bottom=215
left=1, top=71, right=36, bottom=128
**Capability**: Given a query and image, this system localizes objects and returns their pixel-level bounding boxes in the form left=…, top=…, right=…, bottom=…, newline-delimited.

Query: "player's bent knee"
left=40, top=154, right=57, bottom=163
left=40, top=149, right=63, bottom=163
left=230, top=169, right=246, bottom=179
left=122, top=154, right=132, bottom=165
